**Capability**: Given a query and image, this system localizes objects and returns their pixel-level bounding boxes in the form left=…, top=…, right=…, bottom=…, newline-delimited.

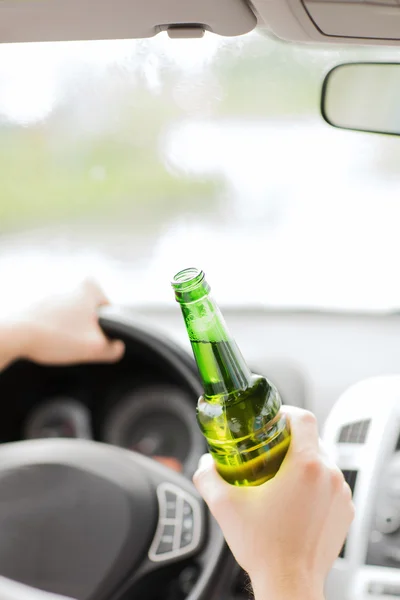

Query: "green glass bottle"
left=171, top=267, right=291, bottom=487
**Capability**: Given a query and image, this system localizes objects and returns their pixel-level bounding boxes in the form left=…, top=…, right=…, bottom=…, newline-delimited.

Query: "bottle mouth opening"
left=171, top=267, right=205, bottom=290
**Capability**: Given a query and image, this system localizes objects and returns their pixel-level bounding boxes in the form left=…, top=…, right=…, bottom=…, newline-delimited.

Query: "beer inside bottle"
left=171, top=267, right=291, bottom=487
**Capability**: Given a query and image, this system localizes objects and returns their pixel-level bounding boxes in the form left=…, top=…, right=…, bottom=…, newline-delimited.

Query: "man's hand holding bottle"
left=194, top=406, right=355, bottom=600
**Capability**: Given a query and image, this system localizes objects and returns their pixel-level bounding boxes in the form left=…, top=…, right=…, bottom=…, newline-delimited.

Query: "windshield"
left=1, top=31, right=400, bottom=312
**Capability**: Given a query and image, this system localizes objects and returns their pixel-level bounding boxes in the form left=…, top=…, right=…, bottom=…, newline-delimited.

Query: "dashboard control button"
left=376, top=506, right=400, bottom=535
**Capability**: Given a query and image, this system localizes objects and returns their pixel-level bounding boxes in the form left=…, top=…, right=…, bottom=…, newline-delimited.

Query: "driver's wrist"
left=250, top=572, right=325, bottom=600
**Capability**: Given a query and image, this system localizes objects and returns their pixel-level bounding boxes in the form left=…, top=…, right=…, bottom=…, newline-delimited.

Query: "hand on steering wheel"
left=0, top=279, right=125, bottom=369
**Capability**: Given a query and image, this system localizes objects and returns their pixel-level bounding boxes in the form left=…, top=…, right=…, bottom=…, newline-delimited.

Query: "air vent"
left=338, top=469, right=358, bottom=559
left=338, top=419, right=370, bottom=444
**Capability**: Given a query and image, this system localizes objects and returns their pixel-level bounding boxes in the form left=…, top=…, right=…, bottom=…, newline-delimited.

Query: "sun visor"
left=0, top=0, right=258, bottom=44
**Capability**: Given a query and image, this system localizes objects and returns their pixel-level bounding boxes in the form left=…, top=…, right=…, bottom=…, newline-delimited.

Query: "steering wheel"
left=0, top=307, right=237, bottom=600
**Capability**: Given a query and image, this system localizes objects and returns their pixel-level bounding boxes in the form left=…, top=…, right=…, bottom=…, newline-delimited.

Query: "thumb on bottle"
left=193, top=454, right=233, bottom=511
left=194, top=453, right=215, bottom=478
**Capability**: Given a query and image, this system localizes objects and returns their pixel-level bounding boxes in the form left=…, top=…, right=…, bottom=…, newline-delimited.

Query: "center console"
left=322, top=376, right=400, bottom=600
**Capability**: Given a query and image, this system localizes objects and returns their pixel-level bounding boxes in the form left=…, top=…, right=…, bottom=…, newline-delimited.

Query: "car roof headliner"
left=0, top=0, right=399, bottom=48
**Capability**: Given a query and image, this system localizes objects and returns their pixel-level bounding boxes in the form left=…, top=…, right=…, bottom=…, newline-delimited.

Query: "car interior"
left=1, top=1, right=400, bottom=600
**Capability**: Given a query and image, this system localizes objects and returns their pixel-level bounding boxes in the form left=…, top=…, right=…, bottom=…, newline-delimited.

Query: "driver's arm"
left=0, top=279, right=125, bottom=370
left=193, top=406, right=354, bottom=600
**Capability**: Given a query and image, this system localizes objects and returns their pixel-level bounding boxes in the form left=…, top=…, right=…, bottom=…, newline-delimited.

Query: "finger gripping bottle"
left=171, top=267, right=291, bottom=487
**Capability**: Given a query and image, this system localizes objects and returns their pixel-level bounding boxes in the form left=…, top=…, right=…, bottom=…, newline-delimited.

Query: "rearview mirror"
left=321, top=63, right=400, bottom=136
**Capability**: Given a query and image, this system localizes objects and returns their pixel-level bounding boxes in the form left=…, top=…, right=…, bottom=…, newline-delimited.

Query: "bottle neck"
left=179, top=294, right=253, bottom=398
